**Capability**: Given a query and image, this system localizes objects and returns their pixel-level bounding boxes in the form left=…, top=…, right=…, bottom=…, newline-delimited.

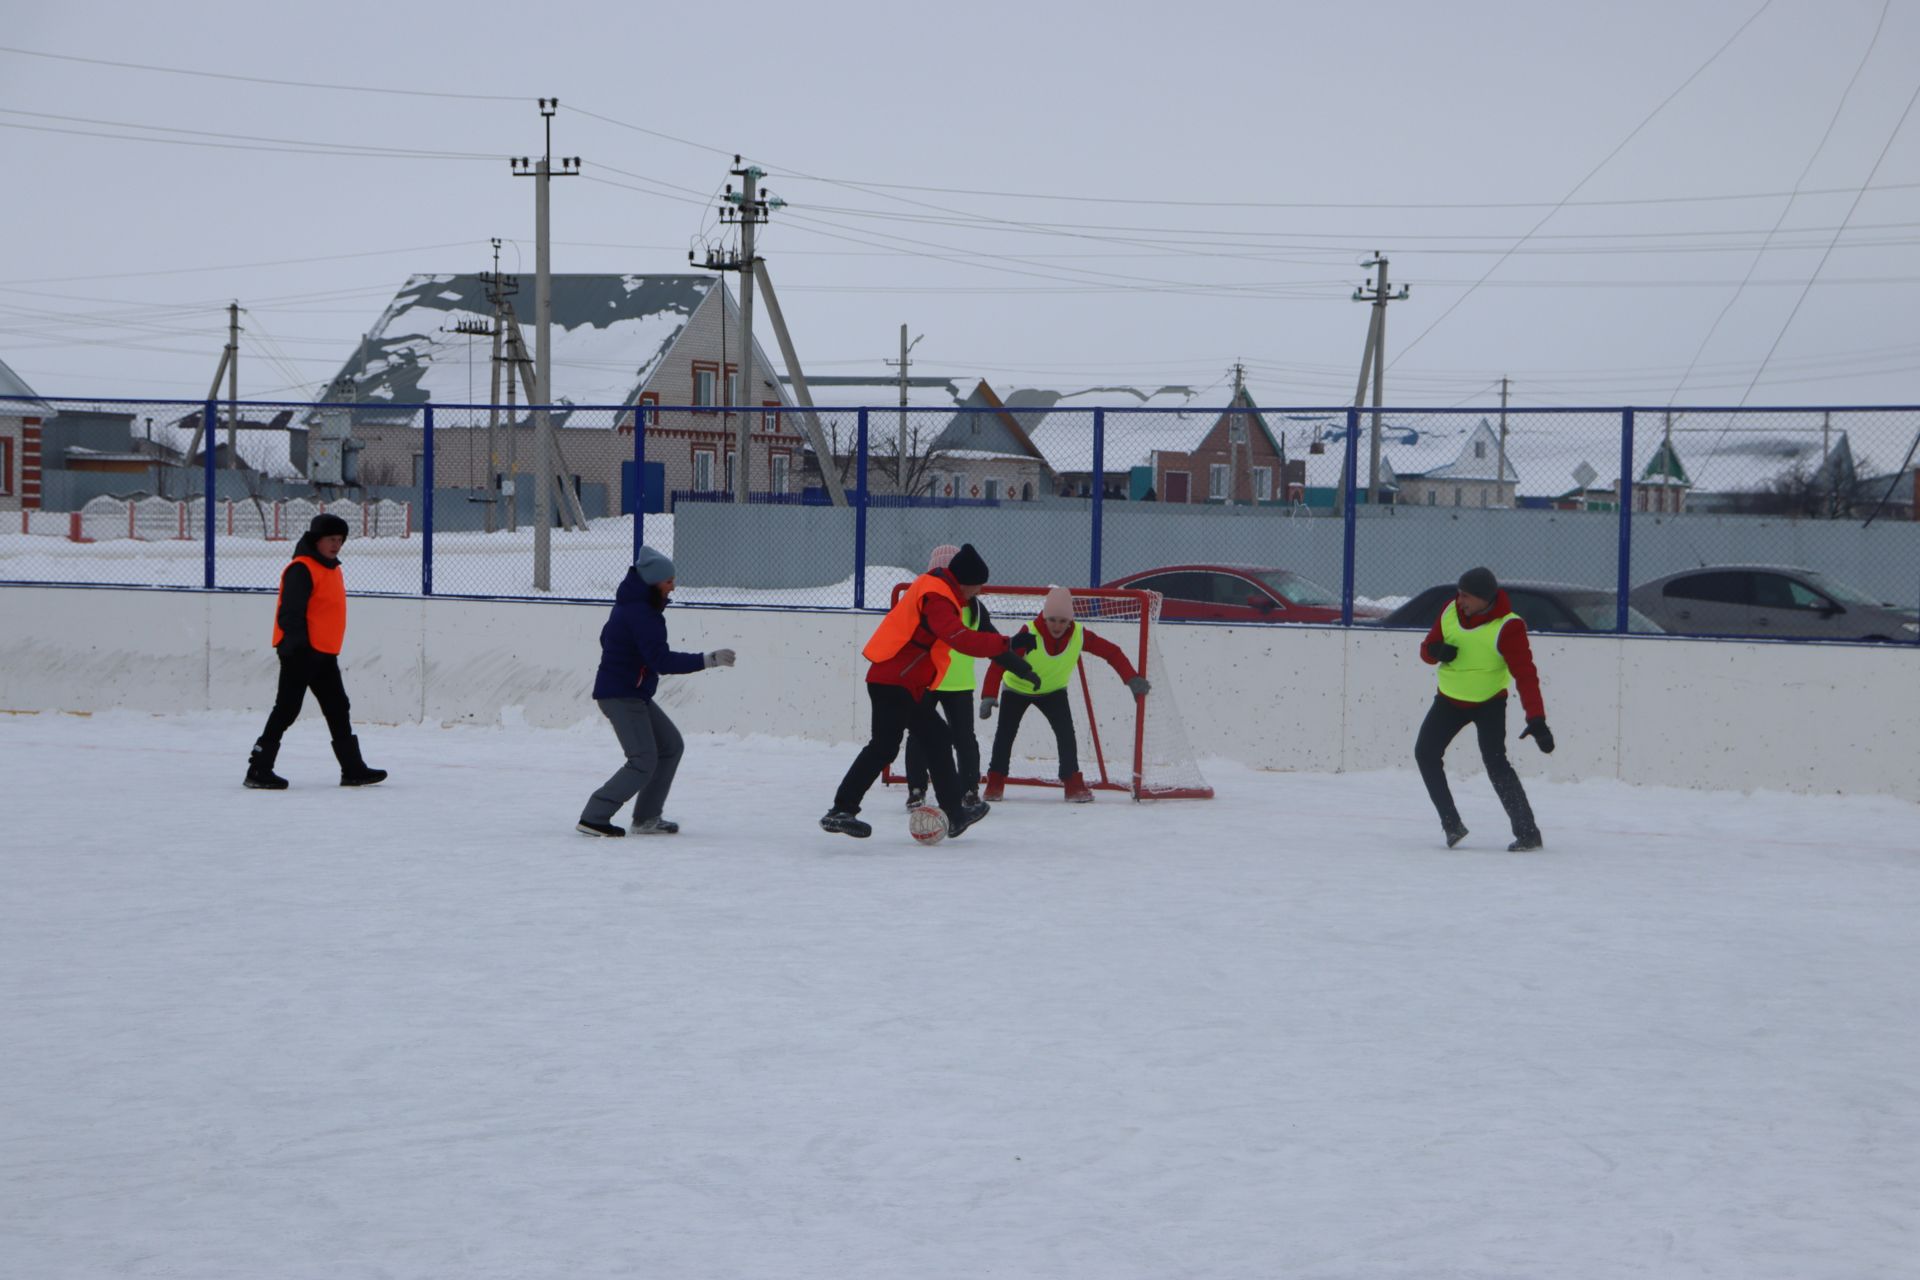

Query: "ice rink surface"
left=3, top=709, right=1917, bottom=1279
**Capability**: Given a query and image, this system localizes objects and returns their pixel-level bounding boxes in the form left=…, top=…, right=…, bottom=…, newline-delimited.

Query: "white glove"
left=705, top=649, right=736, bottom=668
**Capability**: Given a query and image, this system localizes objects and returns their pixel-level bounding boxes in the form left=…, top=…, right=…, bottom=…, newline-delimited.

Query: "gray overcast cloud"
left=3, top=0, right=1917, bottom=407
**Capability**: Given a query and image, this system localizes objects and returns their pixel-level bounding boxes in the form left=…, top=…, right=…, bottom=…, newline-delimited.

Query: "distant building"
left=1387, top=418, right=1520, bottom=509
left=320, top=273, right=799, bottom=510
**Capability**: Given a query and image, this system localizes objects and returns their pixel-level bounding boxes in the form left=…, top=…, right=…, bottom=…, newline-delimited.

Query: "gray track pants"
left=581, top=697, right=684, bottom=825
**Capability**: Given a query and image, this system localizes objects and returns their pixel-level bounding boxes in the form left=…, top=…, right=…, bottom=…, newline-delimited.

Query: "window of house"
left=692, top=366, right=717, bottom=408
left=1426, top=490, right=1437, bottom=506
left=724, top=370, right=739, bottom=408
left=1253, top=466, right=1272, bottom=502
left=0, top=437, right=12, bottom=496
left=762, top=402, right=780, bottom=431
left=771, top=453, right=790, bottom=495
left=983, top=477, right=1000, bottom=501
left=1453, top=489, right=1463, bottom=506
left=692, top=448, right=716, bottom=492
left=1022, top=482, right=1033, bottom=501
left=1474, top=441, right=1486, bottom=459
left=1209, top=463, right=1230, bottom=499
left=639, top=392, right=660, bottom=426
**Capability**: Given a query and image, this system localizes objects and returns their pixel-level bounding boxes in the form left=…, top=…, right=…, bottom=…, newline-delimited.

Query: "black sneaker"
left=904, top=787, right=925, bottom=810
left=820, top=809, right=872, bottom=839
left=947, top=799, right=991, bottom=840
left=577, top=821, right=625, bottom=838
left=1444, top=824, right=1469, bottom=849
left=1508, top=832, right=1544, bottom=852
left=963, top=788, right=981, bottom=808
left=631, top=817, right=679, bottom=835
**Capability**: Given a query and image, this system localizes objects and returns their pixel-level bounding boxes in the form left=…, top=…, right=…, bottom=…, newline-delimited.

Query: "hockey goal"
left=883, top=584, right=1212, bottom=800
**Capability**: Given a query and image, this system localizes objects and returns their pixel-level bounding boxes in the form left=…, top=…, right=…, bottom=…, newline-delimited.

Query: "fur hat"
left=309, top=513, right=350, bottom=540
left=946, top=543, right=989, bottom=586
left=1457, top=566, right=1499, bottom=600
left=1040, top=585, right=1075, bottom=622
left=927, top=544, right=961, bottom=572
left=633, top=546, right=676, bottom=585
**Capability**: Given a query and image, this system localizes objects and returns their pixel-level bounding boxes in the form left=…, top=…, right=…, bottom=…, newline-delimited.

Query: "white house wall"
left=4, top=585, right=1915, bottom=803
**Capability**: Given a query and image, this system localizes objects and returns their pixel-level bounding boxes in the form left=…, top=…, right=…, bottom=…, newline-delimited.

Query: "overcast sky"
left=3, top=0, right=1917, bottom=410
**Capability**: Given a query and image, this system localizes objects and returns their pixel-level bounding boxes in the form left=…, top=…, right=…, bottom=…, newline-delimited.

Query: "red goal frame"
left=879, top=583, right=1213, bottom=800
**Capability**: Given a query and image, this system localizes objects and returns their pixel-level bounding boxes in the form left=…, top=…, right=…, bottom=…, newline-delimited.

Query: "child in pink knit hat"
left=979, top=585, right=1151, bottom=802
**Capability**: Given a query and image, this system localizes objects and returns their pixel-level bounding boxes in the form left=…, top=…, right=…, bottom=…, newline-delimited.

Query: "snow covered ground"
left=4, top=710, right=1917, bottom=1279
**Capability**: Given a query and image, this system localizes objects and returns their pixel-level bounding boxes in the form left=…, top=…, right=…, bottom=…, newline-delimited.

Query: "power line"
left=1670, top=0, right=1895, bottom=403
left=1388, top=0, right=1781, bottom=370
left=0, top=241, right=477, bottom=287
left=0, top=43, right=522, bottom=101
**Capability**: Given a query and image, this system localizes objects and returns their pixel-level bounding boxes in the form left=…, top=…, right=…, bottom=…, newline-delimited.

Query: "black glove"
left=1008, top=631, right=1038, bottom=655
left=278, top=639, right=312, bottom=666
left=1426, top=641, right=1459, bottom=663
left=1001, top=653, right=1038, bottom=685
left=1520, top=718, right=1554, bottom=754
left=1126, top=676, right=1151, bottom=697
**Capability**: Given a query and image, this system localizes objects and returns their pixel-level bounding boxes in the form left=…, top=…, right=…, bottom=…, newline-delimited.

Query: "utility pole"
left=717, top=157, right=777, bottom=503
left=1352, top=253, right=1409, bottom=507
left=511, top=98, right=580, bottom=591
left=1496, top=375, right=1510, bottom=507
left=1229, top=360, right=1248, bottom=504
left=224, top=303, right=240, bottom=470
left=885, top=325, right=923, bottom=489
left=480, top=238, right=519, bottom=533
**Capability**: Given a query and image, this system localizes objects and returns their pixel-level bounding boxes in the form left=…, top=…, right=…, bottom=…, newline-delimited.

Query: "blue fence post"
left=1340, top=408, right=1360, bottom=626
left=854, top=409, right=869, bottom=610
left=1616, top=408, right=1635, bottom=633
left=202, top=400, right=217, bottom=589
left=633, top=404, right=646, bottom=561
left=422, top=403, right=435, bottom=596
left=1090, top=408, right=1105, bottom=588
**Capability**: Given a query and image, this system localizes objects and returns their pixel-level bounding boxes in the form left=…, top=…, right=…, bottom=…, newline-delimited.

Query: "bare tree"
left=806, top=414, right=956, bottom=498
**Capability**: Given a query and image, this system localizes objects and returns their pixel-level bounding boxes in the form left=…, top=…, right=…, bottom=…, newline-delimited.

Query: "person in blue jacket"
left=577, top=546, right=735, bottom=837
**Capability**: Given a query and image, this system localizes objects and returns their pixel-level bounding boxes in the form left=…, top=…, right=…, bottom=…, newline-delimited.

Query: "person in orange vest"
left=244, top=513, right=386, bottom=789
left=901, top=543, right=999, bottom=812
left=821, top=543, right=1037, bottom=840
left=979, top=585, right=1150, bottom=802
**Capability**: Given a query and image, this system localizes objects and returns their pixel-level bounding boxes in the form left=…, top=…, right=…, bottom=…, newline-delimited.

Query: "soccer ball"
left=908, top=805, right=948, bottom=846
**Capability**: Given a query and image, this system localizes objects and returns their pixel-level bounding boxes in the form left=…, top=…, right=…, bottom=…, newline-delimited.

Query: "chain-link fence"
left=4, top=393, right=1916, bottom=644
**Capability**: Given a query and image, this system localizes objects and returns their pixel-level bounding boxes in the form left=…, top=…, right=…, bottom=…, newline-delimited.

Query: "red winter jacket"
left=1419, top=589, right=1546, bottom=721
left=982, top=618, right=1138, bottom=699
left=866, top=569, right=1016, bottom=697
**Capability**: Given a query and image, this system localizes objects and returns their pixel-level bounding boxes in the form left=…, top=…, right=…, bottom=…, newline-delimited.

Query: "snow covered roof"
left=1002, top=384, right=1208, bottom=472
left=323, top=274, right=720, bottom=422
left=0, top=353, right=48, bottom=410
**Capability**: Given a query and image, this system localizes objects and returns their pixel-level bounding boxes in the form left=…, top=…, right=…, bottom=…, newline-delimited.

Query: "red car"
left=1103, top=564, right=1385, bottom=623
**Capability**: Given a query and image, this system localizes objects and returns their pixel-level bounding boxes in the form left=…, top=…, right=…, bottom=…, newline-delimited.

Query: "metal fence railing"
left=3, top=394, right=1916, bottom=644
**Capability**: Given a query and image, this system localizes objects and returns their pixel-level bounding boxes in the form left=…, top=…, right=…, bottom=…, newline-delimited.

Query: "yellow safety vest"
left=1002, top=619, right=1084, bottom=696
left=1437, top=601, right=1513, bottom=703
left=934, top=599, right=984, bottom=691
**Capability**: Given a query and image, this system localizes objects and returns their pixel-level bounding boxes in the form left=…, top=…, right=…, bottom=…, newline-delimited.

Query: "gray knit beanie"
left=633, top=546, right=676, bottom=585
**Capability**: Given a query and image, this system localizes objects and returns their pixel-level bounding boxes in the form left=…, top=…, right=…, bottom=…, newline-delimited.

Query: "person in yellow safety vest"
left=821, top=543, right=1038, bottom=840
left=244, top=513, right=387, bottom=789
left=902, top=544, right=999, bottom=811
left=1415, top=566, right=1554, bottom=851
left=979, top=585, right=1152, bottom=803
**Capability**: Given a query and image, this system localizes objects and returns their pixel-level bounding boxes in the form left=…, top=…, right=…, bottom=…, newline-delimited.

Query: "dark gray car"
left=1630, top=566, right=1920, bottom=641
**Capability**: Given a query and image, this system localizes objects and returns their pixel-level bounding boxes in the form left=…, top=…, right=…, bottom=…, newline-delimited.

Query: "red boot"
left=1062, top=771, right=1094, bottom=803
left=983, top=771, right=1007, bottom=802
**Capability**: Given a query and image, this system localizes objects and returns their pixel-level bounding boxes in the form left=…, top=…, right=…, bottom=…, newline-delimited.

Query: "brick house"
left=318, top=274, right=799, bottom=511
left=0, top=355, right=50, bottom=514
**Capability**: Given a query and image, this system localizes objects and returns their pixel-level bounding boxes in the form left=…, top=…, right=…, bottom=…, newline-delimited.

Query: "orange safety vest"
left=272, top=555, right=347, bottom=655
left=862, top=573, right=961, bottom=685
